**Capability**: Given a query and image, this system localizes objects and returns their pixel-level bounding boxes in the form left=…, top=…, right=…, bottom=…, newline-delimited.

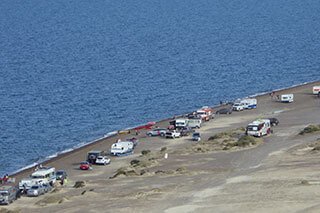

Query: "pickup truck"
left=165, top=130, right=181, bottom=139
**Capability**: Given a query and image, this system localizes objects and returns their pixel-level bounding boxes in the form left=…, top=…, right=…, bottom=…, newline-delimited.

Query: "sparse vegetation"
left=301, top=180, right=310, bottom=185
left=0, top=209, right=21, bottom=213
left=235, top=135, right=257, bottom=147
left=299, top=124, right=320, bottom=135
left=160, top=147, right=167, bottom=152
left=141, top=150, right=151, bottom=155
left=130, top=159, right=140, bottom=166
left=35, top=196, right=67, bottom=206
left=73, top=181, right=86, bottom=188
left=110, top=167, right=139, bottom=179
left=183, top=128, right=262, bottom=154
left=312, top=145, right=320, bottom=151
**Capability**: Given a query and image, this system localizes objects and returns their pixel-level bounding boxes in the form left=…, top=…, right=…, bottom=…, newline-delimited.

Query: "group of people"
left=0, top=174, right=9, bottom=184
left=269, top=92, right=280, bottom=100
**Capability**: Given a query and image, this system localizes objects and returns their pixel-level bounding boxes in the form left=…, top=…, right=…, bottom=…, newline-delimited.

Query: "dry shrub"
left=73, top=181, right=85, bottom=188
left=235, top=135, right=257, bottom=147
left=141, top=150, right=151, bottom=155
left=312, top=146, right=320, bottom=151
left=35, top=196, right=67, bottom=206
left=160, top=147, right=167, bottom=152
left=299, top=125, right=320, bottom=135
left=110, top=168, right=139, bottom=179
left=208, top=132, right=230, bottom=141
left=0, top=209, right=21, bottom=213
left=176, top=167, right=187, bottom=173
left=130, top=159, right=140, bottom=167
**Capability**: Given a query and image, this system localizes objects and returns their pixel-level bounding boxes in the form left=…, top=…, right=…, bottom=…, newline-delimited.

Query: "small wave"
left=59, top=148, right=74, bottom=154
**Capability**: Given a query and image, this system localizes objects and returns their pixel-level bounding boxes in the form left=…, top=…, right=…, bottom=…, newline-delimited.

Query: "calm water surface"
left=0, top=0, right=319, bottom=175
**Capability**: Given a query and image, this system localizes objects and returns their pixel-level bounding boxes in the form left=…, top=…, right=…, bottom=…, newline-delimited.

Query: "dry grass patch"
left=0, top=209, right=21, bottom=213
left=73, top=181, right=86, bottom=188
left=299, top=124, right=320, bottom=135
left=35, top=196, right=68, bottom=206
left=110, top=148, right=170, bottom=179
left=187, top=128, right=261, bottom=153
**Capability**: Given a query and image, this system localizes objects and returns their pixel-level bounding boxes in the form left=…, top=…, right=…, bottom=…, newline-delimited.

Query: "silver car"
left=27, top=185, right=45, bottom=197
left=146, top=128, right=167, bottom=137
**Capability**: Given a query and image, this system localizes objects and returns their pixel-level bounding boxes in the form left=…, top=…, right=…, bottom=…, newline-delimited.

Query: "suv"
left=27, top=185, right=45, bottom=197
left=192, top=132, right=201, bottom=141
left=232, top=103, right=245, bottom=111
left=56, top=170, right=67, bottom=181
left=268, top=118, right=279, bottom=126
left=95, top=156, right=111, bottom=165
left=87, top=150, right=104, bottom=164
left=165, top=130, right=181, bottom=139
left=146, top=128, right=167, bottom=137
left=0, top=185, right=18, bottom=205
left=216, top=107, right=232, bottom=114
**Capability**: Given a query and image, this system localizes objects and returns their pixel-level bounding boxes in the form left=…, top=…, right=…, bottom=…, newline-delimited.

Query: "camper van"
left=280, top=94, right=294, bottom=103
left=19, top=167, right=56, bottom=190
left=110, top=141, right=134, bottom=156
left=188, top=118, right=202, bottom=128
left=242, top=98, right=257, bottom=109
left=175, top=118, right=201, bottom=129
left=313, top=86, right=320, bottom=95
left=246, top=119, right=271, bottom=137
left=0, top=185, right=19, bottom=205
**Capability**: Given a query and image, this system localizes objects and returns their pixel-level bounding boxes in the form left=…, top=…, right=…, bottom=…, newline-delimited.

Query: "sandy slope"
left=2, top=81, right=320, bottom=213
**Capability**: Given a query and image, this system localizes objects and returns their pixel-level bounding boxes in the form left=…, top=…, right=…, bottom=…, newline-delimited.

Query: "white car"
left=95, top=156, right=111, bottom=165
left=27, top=185, right=46, bottom=197
left=232, top=103, right=245, bottom=111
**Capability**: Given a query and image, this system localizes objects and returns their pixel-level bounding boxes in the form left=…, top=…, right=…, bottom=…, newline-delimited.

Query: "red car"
left=80, top=161, right=91, bottom=170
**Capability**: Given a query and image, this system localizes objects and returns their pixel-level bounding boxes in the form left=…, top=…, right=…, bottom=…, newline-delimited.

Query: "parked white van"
left=242, top=98, right=257, bottom=109
left=280, top=94, right=294, bottom=103
left=19, top=167, right=56, bottom=190
left=312, top=86, right=320, bottom=95
left=188, top=118, right=202, bottom=128
left=175, top=119, right=189, bottom=129
left=246, top=119, right=271, bottom=137
left=110, top=141, right=134, bottom=156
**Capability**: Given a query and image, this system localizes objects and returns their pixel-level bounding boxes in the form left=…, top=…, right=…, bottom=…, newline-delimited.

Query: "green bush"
left=299, top=125, right=320, bottom=135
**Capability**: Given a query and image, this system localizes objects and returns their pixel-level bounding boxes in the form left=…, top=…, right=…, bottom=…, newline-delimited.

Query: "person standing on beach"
left=60, top=177, right=64, bottom=186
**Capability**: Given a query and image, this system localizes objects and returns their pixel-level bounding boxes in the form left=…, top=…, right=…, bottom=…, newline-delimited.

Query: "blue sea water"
left=0, top=0, right=319, bottom=176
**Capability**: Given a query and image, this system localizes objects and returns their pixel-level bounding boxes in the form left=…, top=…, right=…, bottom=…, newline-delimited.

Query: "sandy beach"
left=2, top=81, right=320, bottom=213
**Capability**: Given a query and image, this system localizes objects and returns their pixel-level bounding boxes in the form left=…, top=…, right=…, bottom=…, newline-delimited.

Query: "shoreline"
left=9, top=80, right=320, bottom=180
left=4, top=79, right=320, bottom=212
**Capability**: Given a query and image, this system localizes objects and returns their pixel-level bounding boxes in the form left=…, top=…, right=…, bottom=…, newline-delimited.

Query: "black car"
left=56, top=170, right=68, bottom=181
left=216, top=108, right=233, bottom=114
left=268, top=118, right=279, bottom=126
